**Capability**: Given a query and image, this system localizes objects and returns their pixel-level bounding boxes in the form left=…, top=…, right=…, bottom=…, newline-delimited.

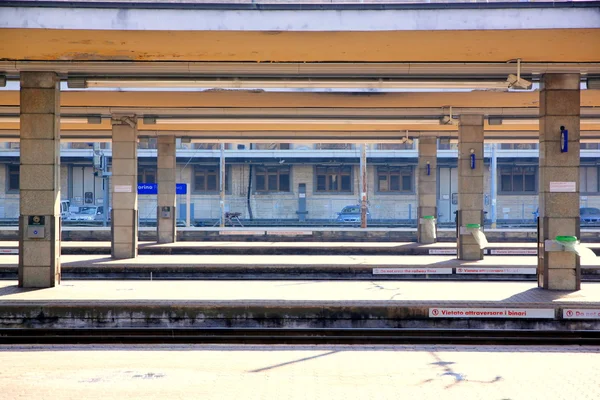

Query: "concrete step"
left=1, top=280, right=600, bottom=332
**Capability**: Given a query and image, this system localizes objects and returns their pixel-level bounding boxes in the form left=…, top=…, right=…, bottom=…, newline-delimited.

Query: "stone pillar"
left=157, top=135, right=176, bottom=243
left=457, top=114, right=484, bottom=260
left=538, top=74, right=581, bottom=291
left=111, top=114, right=138, bottom=259
left=417, top=136, right=437, bottom=244
left=18, top=72, right=61, bottom=288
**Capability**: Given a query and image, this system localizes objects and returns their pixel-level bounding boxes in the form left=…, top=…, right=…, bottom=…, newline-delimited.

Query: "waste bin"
left=466, top=223, right=489, bottom=249
left=554, top=235, right=596, bottom=259
left=422, top=215, right=436, bottom=240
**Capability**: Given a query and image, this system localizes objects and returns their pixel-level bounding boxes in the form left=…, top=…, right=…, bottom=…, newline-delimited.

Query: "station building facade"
left=0, top=140, right=598, bottom=224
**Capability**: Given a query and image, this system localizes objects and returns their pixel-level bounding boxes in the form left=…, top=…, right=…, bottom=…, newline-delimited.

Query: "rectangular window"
left=499, top=166, right=537, bottom=193
left=499, top=143, right=539, bottom=150
left=315, top=143, right=353, bottom=150
left=253, top=143, right=291, bottom=150
left=255, top=166, right=291, bottom=192
left=315, top=166, right=352, bottom=193
left=7, top=165, right=19, bottom=192
left=138, top=167, right=156, bottom=184
left=581, top=166, right=599, bottom=193
left=377, top=166, right=413, bottom=193
left=194, top=165, right=227, bottom=193
left=376, top=143, right=415, bottom=150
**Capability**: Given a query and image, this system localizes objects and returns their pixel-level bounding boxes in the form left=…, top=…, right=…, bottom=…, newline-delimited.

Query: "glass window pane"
left=195, top=176, right=205, bottom=191
left=256, top=175, right=265, bottom=191
left=501, top=174, right=512, bottom=192
left=390, top=176, right=400, bottom=191
left=317, top=176, right=326, bottom=191
left=341, top=175, right=351, bottom=191
left=207, top=175, right=217, bottom=191
left=513, top=175, right=524, bottom=192
left=402, top=175, right=412, bottom=192
left=524, top=174, right=536, bottom=192
left=268, top=175, right=278, bottom=191
left=279, top=174, right=290, bottom=192
left=329, top=175, right=338, bottom=191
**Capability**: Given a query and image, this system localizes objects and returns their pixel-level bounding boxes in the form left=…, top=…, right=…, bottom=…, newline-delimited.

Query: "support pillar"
left=457, top=115, right=484, bottom=260
left=219, top=143, right=225, bottom=227
left=111, top=114, right=138, bottom=259
left=18, top=72, right=61, bottom=288
left=157, top=135, right=176, bottom=243
left=360, top=144, right=368, bottom=228
left=417, top=136, right=437, bottom=244
left=538, top=74, right=581, bottom=291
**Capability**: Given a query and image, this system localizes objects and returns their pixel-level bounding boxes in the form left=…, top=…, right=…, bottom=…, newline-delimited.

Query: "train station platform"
left=1, top=280, right=600, bottom=332
left=2, top=240, right=600, bottom=256
left=0, top=253, right=598, bottom=280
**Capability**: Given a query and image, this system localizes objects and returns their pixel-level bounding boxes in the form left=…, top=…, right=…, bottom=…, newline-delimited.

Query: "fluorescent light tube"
left=0, top=117, right=90, bottom=124
left=82, top=78, right=510, bottom=90
left=151, top=118, right=443, bottom=125
left=500, top=119, right=600, bottom=125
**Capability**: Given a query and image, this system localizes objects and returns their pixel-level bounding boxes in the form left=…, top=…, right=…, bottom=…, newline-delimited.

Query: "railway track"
left=2, top=328, right=599, bottom=345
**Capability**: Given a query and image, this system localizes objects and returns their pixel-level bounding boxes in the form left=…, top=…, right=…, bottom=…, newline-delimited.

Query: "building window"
left=193, top=165, right=228, bottom=193
left=581, top=166, right=599, bottom=193
left=376, top=143, right=415, bottom=150
left=377, top=166, right=413, bottom=193
left=499, top=143, right=539, bottom=150
left=316, top=166, right=352, bottom=192
left=315, top=143, right=353, bottom=150
left=253, top=143, right=291, bottom=150
left=138, top=167, right=156, bottom=184
left=255, top=166, right=291, bottom=192
left=7, top=165, right=19, bottom=192
left=582, top=143, right=600, bottom=150
left=499, top=166, right=537, bottom=193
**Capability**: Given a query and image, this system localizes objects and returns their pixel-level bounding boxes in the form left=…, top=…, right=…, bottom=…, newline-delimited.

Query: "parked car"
left=67, top=206, right=110, bottom=222
left=336, top=205, right=370, bottom=223
left=60, top=200, right=70, bottom=219
left=67, top=206, right=102, bottom=222
left=532, top=207, right=600, bottom=223
left=581, top=207, right=600, bottom=223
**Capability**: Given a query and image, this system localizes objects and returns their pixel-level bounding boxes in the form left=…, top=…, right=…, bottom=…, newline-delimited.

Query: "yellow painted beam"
left=1, top=28, right=599, bottom=62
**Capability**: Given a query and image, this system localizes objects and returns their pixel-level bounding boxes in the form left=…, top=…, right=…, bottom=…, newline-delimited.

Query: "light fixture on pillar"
left=400, top=130, right=414, bottom=145
left=426, top=161, right=431, bottom=176
left=470, top=149, right=476, bottom=169
left=440, top=106, right=458, bottom=126
left=560, top=126, right=569, bottom=153
left=506, top=59, right=533, bottom=90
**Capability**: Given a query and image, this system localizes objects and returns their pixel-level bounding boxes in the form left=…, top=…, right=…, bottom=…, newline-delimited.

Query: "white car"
left=67, top=206, right=101, bottom=221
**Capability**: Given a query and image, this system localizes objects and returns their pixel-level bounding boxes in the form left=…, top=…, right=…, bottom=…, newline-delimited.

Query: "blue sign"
left=560, top=127, right=568, bottom=153
left=138, top=183, right=158, bottom=195
left=137, top=183, right=187, bottom=195
left=176, top=183, right=187, bottom=195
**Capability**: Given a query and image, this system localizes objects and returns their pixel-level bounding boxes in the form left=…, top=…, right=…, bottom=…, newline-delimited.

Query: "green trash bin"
left=466, top=223, right=488, bottom=249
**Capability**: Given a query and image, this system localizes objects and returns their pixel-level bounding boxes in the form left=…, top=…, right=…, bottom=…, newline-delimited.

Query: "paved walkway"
left=1, top=280, right=599, bottom=305
left=1, top=344, right=598, bottom=400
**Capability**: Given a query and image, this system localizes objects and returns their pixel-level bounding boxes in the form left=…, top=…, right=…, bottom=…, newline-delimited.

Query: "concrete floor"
left=0, top=344, right=598, bottom=400
left=2, top=280, right=599, bottom=303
